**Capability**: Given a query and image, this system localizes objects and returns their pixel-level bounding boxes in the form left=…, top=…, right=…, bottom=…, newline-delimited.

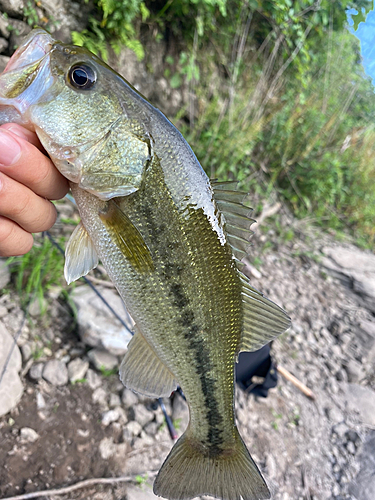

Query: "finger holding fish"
left=0, top=123, right=68, bottom=256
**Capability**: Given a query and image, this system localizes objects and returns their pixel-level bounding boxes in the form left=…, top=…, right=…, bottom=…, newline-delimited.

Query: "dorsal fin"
left=211, top=180, right=255, bottom=262
left=238, top=271, right=291, bottom=352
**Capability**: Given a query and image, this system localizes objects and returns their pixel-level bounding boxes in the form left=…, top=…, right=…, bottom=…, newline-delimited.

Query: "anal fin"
left=120, top=328, right=177, bottom=398
left=239, top=271, right=291, bottom=352
left=64, top=221, right=99, bottom=285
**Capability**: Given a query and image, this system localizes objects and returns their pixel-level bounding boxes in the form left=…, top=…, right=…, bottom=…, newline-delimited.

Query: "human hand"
left=0, top=123, right=69, bottom=256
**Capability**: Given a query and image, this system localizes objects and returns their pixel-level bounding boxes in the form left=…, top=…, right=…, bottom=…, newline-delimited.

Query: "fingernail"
left=0, top=130, right=22, bottom=166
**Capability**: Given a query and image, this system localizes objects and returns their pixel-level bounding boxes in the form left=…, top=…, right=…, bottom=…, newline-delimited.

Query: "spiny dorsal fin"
left=238, top=271, right=291, bottom=353
left=64, top=221, right=99, bottom=285
left=212, top=180, right=255, bottom=262
left=99, top=200, right=154, bottom=273
left=120, top=327, right=177, bottom=398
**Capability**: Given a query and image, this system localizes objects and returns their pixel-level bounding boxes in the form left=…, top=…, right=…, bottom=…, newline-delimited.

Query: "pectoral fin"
left=239, top=271, right=291, bottom=352
left=64, top=221, right=99, bottom=285
left=120, top=327, right=177, bottom=398
left=99, top=200, right=154, bottom=272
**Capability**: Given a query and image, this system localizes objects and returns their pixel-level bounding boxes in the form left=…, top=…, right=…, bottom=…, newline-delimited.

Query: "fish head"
left=0, top=29, right=152, bottom=199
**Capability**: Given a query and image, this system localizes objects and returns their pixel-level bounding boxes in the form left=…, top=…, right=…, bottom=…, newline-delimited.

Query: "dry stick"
left=0, top=473, right=158, bottom=500
left=277, top=365, right=316, bottom=400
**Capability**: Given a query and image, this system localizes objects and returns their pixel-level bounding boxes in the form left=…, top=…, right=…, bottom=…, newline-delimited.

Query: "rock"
left=71, top=285, right=133, bottom=355
left=359, top=320, right=375, bottom=363
left=40, top=0, right=90, bottom=42
left=86, top=368, right=102, bottom=389
left=133, top=404, right=155, bottom=427
left=19, top=427, right=39, bottom=443
left=42, top=360, right=69, bottom=386
left=36, top=392, right=46, bottom=410
left=67, top=358, right=89, bottom=383
left=322, top=246, right=375, bottom=313
left=326, top=406, right=344, bottom=423
left=122, top=388, right=139, bottom=407
left=344, top=359, right=364, bottom=383
left=123, top=420, right=142, bottom=441
left=0, top=258, right=10, bottom=289
left=133, top=431, right=155, bottom=449
left=333, top=422, right=349, bottom=438
left=346, top=429, right=360, bottom=445
left=29, top=362, right=44, bottom=381
left=346, top=441, right=356, bottom=455
left=342, top=383, right=375, bottom=426
left=0, top=305, right=7, bottom=318
left=0, top=54, right=9, bottom=72
left=87, top=348, right=118, bottom=371
left=349, top=431, right=375, bottom=500
left=21, top=343, right=33, bottom=362
left=265, top=453, right=277, bottom=479
left=92, top=387, right=108, bottom=408
left=28, top=297, right=46, bottom=318
left=101, top=407, right=127, bottom=427
left=99, top=437, right=117, bottom=460
left=0, top=13, right=9, bottom=38
left=0, top=37, right=7, bottom=52
left=144, top=421, right=159, bottom=436
left=101, top=409, right=121, bottom=427
left=8, top=19, right=31, bottom=52
left=126, top=484, right=160, bottom=500
left=109, top=393, right=121, bottom=408
left=0, top=321, right=23, bottom=416
left=0, top=0, right=25, bottom=17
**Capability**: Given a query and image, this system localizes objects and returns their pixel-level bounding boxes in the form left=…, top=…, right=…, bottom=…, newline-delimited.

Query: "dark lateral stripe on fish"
left=169, top=280, right=225, bottom=456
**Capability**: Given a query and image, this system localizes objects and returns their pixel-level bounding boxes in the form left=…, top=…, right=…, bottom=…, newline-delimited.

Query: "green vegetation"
left=75, top=1, right=370, bottom=245
left=7, top=234, right=66, bottom=313
left=174, top=2, right=375, bottom=248
left=99, top=366, right=119, bottom=377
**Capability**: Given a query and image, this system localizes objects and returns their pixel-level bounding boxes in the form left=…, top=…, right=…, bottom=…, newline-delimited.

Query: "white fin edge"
left=64, top=221, right=99, bottom=285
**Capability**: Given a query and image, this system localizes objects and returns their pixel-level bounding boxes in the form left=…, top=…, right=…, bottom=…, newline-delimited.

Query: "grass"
left=178, top=29, right=375, bottom=249
left=99, top=366, right=118, bottom=377
left=7, top=233, right=67, bottom=314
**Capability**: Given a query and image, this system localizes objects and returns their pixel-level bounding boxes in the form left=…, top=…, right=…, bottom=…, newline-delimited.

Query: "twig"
left=0, top=473, right=158, bottom=500
left=277, top=365, right=316, bottom=400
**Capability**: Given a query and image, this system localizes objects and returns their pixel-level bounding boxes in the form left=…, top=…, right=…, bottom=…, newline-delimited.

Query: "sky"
left=349, top=2, right=375, bottom=87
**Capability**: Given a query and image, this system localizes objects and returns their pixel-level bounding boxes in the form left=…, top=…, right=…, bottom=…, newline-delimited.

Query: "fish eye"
left=68, top=63, right=96, bottom=90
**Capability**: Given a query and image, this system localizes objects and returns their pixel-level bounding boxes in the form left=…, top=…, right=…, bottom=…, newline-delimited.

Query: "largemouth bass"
left=0, top=29, right=290, bottom=500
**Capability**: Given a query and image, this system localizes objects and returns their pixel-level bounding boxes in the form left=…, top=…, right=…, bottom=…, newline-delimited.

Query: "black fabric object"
left=235, top=344, right=278, bottom=397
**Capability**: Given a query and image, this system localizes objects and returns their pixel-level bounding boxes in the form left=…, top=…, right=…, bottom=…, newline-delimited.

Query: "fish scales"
left=0, top=29, right=291, bottom=500
left=73, top=155, right=242, bottom=452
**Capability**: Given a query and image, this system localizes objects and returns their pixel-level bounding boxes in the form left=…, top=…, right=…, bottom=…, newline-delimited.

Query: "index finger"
left=0, top=126, right=69, bottom=200
left=0, top=123, right=43, bottom=151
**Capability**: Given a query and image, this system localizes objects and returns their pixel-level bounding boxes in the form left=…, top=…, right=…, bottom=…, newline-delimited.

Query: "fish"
left=0, top=29, right=291, bottom=500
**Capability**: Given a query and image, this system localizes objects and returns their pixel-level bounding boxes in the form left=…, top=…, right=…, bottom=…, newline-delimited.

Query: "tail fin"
left=153, top=429, right=270, bottom=500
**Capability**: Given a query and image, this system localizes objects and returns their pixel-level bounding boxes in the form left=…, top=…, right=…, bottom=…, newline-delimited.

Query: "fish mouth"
left=4, top=28, right=54, bottom=74
left=0, top=29, right=55, bottom=121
